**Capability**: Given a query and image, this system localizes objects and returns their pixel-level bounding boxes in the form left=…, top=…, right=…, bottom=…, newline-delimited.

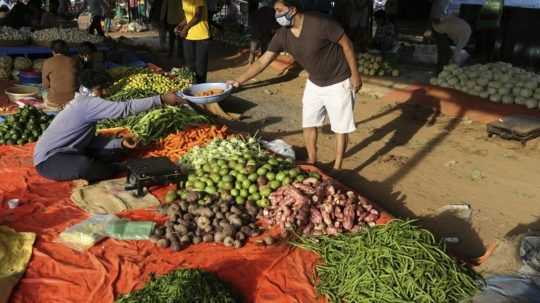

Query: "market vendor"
left=42, top=40, right=77, bottom=111
left=228, top=0, right=361, bottom=170
left=372, top=10, right=398, bottom=53
left=33, top=70, right=182, bottom=183
left=430, top=0, right=471, bottom=67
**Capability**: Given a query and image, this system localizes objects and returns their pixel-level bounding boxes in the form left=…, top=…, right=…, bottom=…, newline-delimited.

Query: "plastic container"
left=5, top=85, right=39, bottom=103
left=179, top=83, right=233, bottom=105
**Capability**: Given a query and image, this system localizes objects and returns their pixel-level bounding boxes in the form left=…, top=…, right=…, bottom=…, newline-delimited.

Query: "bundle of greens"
left=293, top=220, right=482, bottom=303
left=97, top=106, right=209, bottom=144
left=116, top=269, right=239, bottom=303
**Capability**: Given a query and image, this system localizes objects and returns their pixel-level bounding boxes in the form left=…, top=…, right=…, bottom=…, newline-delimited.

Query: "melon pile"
left=358, top=53, right=400, bottom=77
left=431, top=62, right=540, bottom=110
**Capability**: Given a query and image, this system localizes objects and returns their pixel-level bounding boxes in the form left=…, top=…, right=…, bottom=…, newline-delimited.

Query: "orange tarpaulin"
left=0, top=144, right=392, bottom=303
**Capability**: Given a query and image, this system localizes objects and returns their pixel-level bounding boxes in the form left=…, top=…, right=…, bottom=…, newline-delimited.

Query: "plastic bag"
left=521, top=234, right=540, bottom=274
left=472, top=275, right=540, bottom=303
left=57, top=214, right=118, bottom=251
left=105, top=220, right=155, bottom=240
left=261, top=139, right=296, bottom=160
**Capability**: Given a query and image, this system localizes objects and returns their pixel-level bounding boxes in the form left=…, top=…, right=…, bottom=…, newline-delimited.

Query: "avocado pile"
left=0, top=106, right=53, bottom=145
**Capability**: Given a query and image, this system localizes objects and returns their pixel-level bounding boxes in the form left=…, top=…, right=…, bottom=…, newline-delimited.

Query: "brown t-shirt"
left=42, top=54, right=77, bottom=108
left=268, top=12, right=351, bottom=87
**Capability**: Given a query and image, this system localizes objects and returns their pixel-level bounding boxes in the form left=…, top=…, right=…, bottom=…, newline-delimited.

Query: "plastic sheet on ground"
left=0, top=143, right=392, bottom=303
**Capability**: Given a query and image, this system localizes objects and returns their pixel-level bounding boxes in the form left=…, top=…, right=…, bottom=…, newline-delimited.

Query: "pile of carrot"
left=145, top=124, right=230, bottom=161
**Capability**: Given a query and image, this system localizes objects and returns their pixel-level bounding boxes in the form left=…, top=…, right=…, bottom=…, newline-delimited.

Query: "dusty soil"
left=115, top=32, right=540, bottom=275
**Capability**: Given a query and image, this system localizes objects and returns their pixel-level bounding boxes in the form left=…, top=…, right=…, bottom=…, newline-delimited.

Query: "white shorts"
left=302, top=78, right=356, bottom=134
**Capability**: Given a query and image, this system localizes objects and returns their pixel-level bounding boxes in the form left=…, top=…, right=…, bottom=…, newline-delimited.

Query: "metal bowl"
left=179, top=83, right=232, bottom=105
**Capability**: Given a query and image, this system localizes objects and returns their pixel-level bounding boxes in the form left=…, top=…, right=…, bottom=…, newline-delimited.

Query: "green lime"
left=239, top=189, right=249, bottom=198
left=245, top=165, right=256, bottom=174
left=248, top=173, right=258, bottom=182
left=222, top=175, right=234, bottom=182
left=263, top=164, right=272, bottom=171
left=194, top=181, right=206, bottom=190
left=227, top=160, right=237, bottom=168
left=222, top=181, right=233, bottom=191
left=257, top=167, right=268, bottom=176
left=248, top=184, right=258, bottom=194
left=260, top=186, right=272, bottom=197
left=235, top=196, right=246, bottom=205
left=16, top=139, right=24, bottom=145
left=266, top=172, right=276, bottom=180
left=282, top=176, right=292, bottom=185
left=230, top=188, right=239, bottom=197
left=289, top=168, right=300, bottom=178
left=219, top=168, right=229, bottom=176
left=257, top=198, right=270, bottom=208
left=235, top=182, right=243, bottom=190
left=242, top=179, right=251, bottom=189
left=205, top=179, right=215, bottom=187
left=210, top=174, right=221, bottom=183
left=269, top=180, right=281, bottom=190
left=236, top=174, right=247, bottom=181
left=268, top=158, right=279, bottom=166
left=235, top=163, right=244, bottom=171
left=0, top=139, right=4, bottom=145
left=296, top=175, right=306, bottom=182
left=276, top=172, right=286, bottom=182
left=217, top=159, right=227, bottom=166
left=211, top=166, right=220, bottom=174
left=205, top=186, right=217, bottom=194
left=187, top=174, right=197, bottom=181
left=202, top=164, right=211, bottom=172
left=230, top=170, right=237, bottom=177
left=250, top=193, right=261, bottom=201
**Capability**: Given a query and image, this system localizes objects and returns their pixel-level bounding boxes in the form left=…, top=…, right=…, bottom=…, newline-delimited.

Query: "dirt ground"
left=115, top=32, right=540, bottom=275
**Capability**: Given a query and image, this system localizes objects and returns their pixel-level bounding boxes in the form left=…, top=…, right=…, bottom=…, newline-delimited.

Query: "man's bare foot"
left=72, top=179, right=89, bottom=188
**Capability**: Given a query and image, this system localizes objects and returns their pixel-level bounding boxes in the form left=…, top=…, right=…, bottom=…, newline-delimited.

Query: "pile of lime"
left=177, top=137, right=320, bottom=208
left=0, top=106, right=53, bottom=145
left=180, top=155, right=319, bottom=208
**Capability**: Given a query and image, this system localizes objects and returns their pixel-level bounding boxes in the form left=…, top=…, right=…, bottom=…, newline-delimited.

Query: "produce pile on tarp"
left=358, top=53, right=400, bottom=77
left=430, top=62, right=540, bottom=110
left=0, top=106, right=53, bottom=145
left=0, top=65, right=484, bottom=303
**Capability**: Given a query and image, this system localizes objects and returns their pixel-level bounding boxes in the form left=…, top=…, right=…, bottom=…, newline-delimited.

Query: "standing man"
left=228, top=0, right=361, bottom=170
left=160, top=0, right=183, bottom=58
left=177, top=0, right=209, bottom=83
left=85, top=0, right=105, bottom=36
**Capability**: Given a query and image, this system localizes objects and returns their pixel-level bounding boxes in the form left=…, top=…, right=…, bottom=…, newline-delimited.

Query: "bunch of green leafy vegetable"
left=293, top=220, right=483, bottom=303
left=116, top=269, right=239, bottom=303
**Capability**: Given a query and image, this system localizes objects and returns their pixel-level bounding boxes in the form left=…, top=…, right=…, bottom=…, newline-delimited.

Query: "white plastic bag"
left=57, top=214, right=118, bottom=251
left=261, top=139, right=296, bottom=160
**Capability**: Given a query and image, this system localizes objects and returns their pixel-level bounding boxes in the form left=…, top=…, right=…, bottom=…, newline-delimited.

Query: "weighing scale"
left=124, top=157, right=183, bottom=197
left=487, top=115, right=540, bottom=145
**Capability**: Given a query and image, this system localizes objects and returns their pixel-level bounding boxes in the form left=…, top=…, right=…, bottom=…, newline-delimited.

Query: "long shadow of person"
left=347, top=89, right=441, bottom=172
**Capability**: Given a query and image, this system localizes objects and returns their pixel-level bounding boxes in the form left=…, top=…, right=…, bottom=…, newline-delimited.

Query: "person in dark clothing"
left=34, top=70, right=182, bottom=183
left=150, top=0, right=167, bottom=50
left=228, top=0, right=361, bottom=170
left=77, top=41, right=105, bottom=72
left=248, top=6, right=279, bottom=64
left=5, top=1, right=32, bottom=29
left=160, top=0, right=183, bottom=58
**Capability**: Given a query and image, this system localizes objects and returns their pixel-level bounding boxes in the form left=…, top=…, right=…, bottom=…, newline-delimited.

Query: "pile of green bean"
left=97, top=106, right=209, bottom=144
left=131, top=106, right=208, bottom=144
left=116, top=269, right=239, bottom=303
left=293, top=220, right=483, bottom=303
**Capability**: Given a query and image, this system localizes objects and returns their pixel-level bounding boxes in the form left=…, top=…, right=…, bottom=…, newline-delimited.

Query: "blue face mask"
left=275, top=9, right=294, bottom=27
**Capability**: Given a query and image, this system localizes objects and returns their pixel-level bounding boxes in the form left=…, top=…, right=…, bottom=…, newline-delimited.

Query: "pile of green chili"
left=293, top=220, right=483, bottom=303
left=116, top=269, right=239, bottom=303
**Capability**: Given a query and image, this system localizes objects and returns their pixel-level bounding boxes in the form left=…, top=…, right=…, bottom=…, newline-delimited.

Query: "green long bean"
left=292, top=220, right=483, bottom=303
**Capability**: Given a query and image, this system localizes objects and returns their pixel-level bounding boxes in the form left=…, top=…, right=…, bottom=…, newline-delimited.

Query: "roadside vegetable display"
left=358, top=53, right=400, bottom=77
left=0, top=106, right=53, bottom=145
left=178, top=137, right=318, bottom=208
left=264, top=178, right=380, bottom=236
left=293, top=220, right=482, bottom=303
left=431, top=62, right=540, bottom=109
left=31, top=28, right=104, bottom=44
